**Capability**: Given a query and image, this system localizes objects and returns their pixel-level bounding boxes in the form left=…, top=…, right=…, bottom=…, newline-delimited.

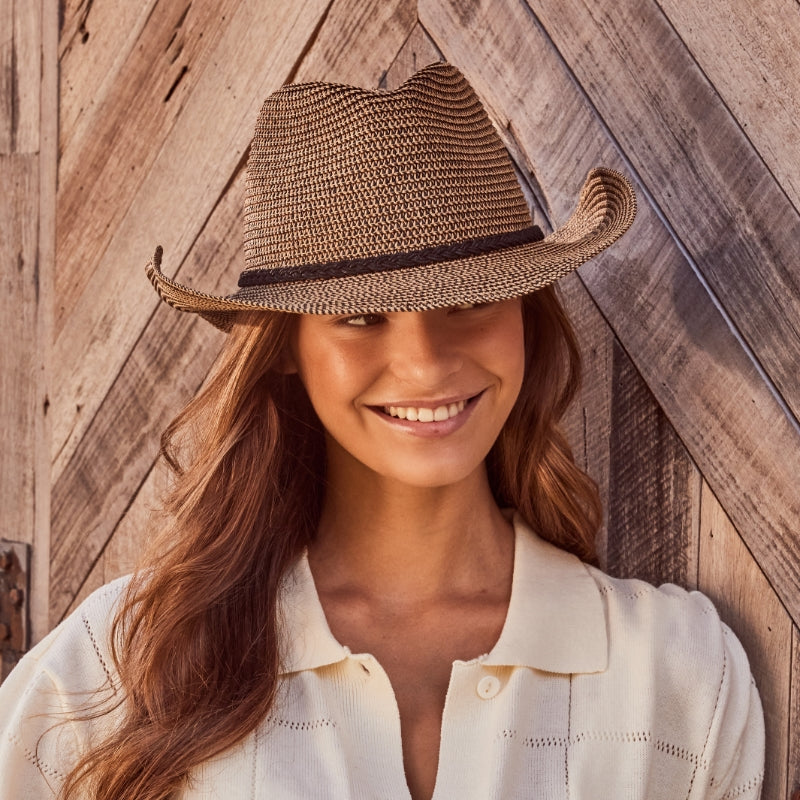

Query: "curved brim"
left=146, top=167, right=636, bottom=332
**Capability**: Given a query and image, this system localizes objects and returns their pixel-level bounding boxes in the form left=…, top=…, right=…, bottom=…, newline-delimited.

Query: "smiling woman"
left=0, top=63, right=763, bottom=800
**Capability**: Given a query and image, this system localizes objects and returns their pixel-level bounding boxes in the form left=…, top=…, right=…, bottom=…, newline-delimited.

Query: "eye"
left=338, top=313, right=386, bottom=327
left=449, top=301, right=489, bottom=313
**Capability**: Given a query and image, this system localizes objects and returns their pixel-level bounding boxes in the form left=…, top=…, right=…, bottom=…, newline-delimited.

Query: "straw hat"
left=146, top=62, right=636, bottom=330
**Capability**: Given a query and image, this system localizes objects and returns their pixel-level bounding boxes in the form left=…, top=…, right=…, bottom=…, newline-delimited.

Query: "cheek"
left=292, top=333, right=369, bottom=419
left=486, top=303, right=526, bottom=396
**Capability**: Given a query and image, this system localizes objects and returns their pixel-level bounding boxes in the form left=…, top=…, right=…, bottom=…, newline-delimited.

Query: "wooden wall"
left=2, top=0, right=799, bottom=795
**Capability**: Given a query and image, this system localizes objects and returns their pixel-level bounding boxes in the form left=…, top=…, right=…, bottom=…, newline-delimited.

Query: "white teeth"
left=383, top=399, right=467, bottom=422
left=433, top=406, right=449, bottom=422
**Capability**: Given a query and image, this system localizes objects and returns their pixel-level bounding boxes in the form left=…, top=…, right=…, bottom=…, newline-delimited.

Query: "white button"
left=476, top=675, right=501, bottom=699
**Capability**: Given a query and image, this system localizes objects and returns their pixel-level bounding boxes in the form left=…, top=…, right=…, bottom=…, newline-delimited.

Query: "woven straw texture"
left=146, top=63, right=637, bottom=327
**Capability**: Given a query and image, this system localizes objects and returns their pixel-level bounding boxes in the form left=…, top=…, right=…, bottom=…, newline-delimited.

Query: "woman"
left=0, top=63, right=763, bottom=799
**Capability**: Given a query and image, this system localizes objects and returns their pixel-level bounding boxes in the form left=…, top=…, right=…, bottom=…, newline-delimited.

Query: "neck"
left=308, top=453, right=514, bottom=605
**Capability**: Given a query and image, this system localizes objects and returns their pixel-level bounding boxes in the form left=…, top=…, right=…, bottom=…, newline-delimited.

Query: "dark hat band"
left=238, top=225, right=545, bottom=288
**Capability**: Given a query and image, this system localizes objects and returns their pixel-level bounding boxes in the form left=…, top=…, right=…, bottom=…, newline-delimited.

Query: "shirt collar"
left=279, top=514, right=607, bottom=675
left=481, top=514, right=607, bottom=673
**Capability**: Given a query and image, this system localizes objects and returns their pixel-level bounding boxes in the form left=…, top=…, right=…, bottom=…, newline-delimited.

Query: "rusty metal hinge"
left=1, top=540, right=30, bottom=678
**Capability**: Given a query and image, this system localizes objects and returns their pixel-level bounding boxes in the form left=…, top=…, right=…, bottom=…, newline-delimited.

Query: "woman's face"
left=288, top=299, right=525, bottom=490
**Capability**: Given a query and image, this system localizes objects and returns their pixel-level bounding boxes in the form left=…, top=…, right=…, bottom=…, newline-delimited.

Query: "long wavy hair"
left=60, top=286, right=601, bottom=799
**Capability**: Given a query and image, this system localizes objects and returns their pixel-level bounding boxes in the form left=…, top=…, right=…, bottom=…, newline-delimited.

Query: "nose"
left=387, top=310, right=463, bottom=389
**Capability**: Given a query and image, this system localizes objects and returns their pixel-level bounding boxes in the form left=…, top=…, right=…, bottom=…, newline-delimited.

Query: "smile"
left=382, top=399, right=468, bottom=423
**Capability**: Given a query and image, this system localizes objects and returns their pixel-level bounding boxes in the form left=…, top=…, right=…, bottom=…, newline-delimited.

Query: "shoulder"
left=581, top=568, right=764, bottom=795
left=24, top=575, right=130, bottom=688
left=0, top=577, right=131, bottom=796
left=587, top=568, right=726, bottom=658
left=585, top=566, right=746, bottom=702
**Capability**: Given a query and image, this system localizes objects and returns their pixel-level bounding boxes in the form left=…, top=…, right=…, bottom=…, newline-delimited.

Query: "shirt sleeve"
left=0, top=579, right=127, bottom=797
left=0, top=635, right=85, bottom=797
left=702, top=621, right=765, bottom=800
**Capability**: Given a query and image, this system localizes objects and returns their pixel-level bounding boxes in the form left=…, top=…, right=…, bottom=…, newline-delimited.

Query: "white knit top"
left=0, top=517, right=764, bottom=798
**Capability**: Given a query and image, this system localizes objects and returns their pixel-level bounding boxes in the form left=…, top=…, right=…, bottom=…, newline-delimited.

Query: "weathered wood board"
left=605, top=337, right=701, bottom=589
left=790, top=627, right=800, bottom=796
left=0, top=157, right=39, bottom=550
left=522, top=0, right=800, bottom=426
left=699, top=482, right=792, bottom=800
left=49, top=163, right=240, bottom=622
left=52, top=0, right=332, bottom=484
left=1, top=0, right=57, bottom=668
left=656, top=0, right=800, bottom=210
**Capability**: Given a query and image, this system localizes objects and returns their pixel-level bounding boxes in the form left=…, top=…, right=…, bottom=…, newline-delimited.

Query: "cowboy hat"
left=146, top=63, right=636, bottom=330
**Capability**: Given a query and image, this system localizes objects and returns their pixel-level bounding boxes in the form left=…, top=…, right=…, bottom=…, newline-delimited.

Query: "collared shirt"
left=0, top=516, right=764, bottom=798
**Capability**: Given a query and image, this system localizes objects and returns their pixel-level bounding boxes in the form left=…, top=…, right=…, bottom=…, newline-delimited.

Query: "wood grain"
left=656, top=0, right=800, bottom=209
left=559, top=272, right=615, bottom=567
left=0, top=0, right=53, bottom=652
left=381, top=22, right=443, bottom=90
left=58, top=0, right=160, bottom=159
left=419, top=0, right=800, bottom=627
left=0, top=0, right=41, bottom=154
left=31, top=0, right=59, bottom=645
left=698, top=481, right=791, bottom=800
left=64, top=458, right=170, bottom=618
left=55, top=0, right=245, bottom=331
left=293, top=0, right=416, bottom=86
left=52, top=0, right=331, bottom=481
left=49, top=161, right=241, bottom=623
left=522, top=0, right=800, bottom=425
left=0, top=156, right=40, bottom=547
left=0, top=0, right=12, bottom=153
left=790, top=625, right=800, bottom=799
left=605, top=339, right=700, bottom=587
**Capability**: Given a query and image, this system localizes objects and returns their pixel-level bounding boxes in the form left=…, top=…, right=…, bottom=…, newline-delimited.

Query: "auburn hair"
left=60, top=286, right=601, bottom=799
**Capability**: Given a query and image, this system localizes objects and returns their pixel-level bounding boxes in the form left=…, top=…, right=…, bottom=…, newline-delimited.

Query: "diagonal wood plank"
left=699, top=481, right=792, bottom=800
left=50, top=0, right=418, bottom=621
left=51, top=0, right=331, bottom=481
left=380, top=21, right=443, bottom=90
left=520, top=0, right=800, bottom=425
left=419, top=0, right=800, bottom=625
left=293, top=0, right=416, bottom=85
left=58, top=0, right=160, bottom=162
left=63, top=457, right=172, bottom=619
left=559, top=273, right=615, bottom=567
left=791, top=625, right=800, bottom=798
left=55, top=0, right=262, bottom=334
left=49, top=163, right=241, bottom=623
left=656, top=0, right=800, bottom=210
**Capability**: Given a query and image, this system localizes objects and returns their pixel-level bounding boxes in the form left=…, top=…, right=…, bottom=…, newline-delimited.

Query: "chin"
left=372, top=454, right=489, bottom=491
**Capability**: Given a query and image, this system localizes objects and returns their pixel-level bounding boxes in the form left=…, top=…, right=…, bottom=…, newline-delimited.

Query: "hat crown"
left=243, top=63, right=531, bottom=273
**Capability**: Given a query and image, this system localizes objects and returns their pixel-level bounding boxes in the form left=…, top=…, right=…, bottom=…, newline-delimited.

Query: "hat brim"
left=146, top=167, right=636, bottom=332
